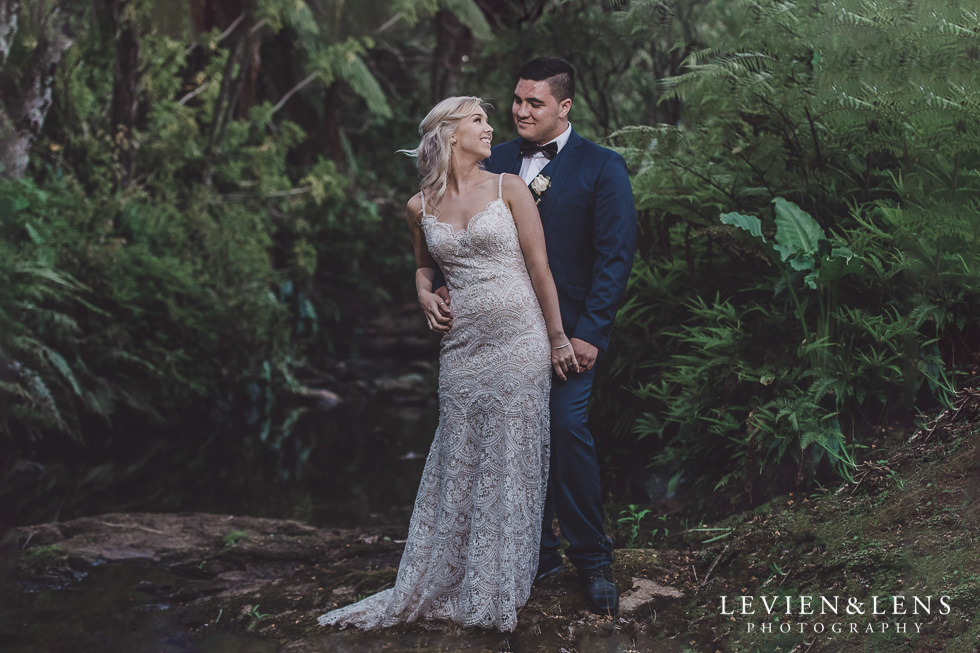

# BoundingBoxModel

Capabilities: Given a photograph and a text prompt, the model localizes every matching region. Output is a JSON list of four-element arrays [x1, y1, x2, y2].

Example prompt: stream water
[[1, 564, 279, 652], [2, 371, 443, 652], [5, 364, 441, 531]]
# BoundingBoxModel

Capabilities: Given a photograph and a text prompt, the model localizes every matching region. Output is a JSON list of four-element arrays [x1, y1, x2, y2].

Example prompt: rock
[[618, 577, 684, 614], [361, 302, 440, 357], [374, 373, 427, 395], [293, 387, 342, 409]]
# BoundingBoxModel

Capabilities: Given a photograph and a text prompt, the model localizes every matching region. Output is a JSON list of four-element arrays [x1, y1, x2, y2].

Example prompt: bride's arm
[[406, 195, 452, 333], [503, 174, 578, 380]]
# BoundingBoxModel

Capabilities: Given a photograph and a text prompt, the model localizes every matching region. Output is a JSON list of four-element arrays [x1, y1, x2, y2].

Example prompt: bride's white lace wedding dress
[[318, 174, 550, 632]]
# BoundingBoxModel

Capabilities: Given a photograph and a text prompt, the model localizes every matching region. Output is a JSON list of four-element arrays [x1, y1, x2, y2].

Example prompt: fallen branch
[[700, 543, 729, 587], [97, 520, 171, 536]]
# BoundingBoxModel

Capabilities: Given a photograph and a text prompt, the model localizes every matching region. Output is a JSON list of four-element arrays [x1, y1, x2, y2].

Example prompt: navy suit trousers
[[541, 363, 614, 570]]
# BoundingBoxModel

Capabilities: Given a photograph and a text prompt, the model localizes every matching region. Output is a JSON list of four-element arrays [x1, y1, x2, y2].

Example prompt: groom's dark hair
[[517, 57, 575, 102]]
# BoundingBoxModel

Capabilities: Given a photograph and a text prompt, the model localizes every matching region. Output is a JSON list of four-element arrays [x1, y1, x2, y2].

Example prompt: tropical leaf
[[720, 211, 766, 242], [772, 198, 823, 261]]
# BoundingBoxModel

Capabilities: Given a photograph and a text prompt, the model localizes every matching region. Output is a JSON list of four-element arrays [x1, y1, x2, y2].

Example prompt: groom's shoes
[[534, 553, 564, 584], [580, 565, 619, 616]]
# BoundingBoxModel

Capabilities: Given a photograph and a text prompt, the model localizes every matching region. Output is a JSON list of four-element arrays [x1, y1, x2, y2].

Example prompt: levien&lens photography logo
[[720, 594, 952, 635]]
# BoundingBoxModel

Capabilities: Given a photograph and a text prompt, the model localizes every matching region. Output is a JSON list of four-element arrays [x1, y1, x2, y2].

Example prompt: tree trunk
[[429, 10, 473, 103], [324, 84, 343, 167], [0, 0, 20, 63], [0, 7, 73, 179], [111, 0, 141, 188], [187, 0, 257, 117], [202, 24, 249, 185]]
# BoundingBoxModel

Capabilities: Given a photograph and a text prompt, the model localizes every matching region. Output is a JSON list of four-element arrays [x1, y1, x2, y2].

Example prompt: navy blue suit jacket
[[486, 128, 637, 352]]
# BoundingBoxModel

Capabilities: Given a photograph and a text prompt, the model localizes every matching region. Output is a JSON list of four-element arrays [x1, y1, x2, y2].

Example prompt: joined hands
[[421, 287, 453, 333], [426, 287, 597, 378]]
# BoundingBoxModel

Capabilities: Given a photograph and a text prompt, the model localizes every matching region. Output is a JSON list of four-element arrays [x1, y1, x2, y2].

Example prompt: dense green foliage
[[596, 0, 980, 506], [2, 0, 979, 524], [0, 0, 421, 522]]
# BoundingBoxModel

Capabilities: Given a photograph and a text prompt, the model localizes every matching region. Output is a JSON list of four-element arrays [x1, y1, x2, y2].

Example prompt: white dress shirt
[[518, 122, 572, 184]]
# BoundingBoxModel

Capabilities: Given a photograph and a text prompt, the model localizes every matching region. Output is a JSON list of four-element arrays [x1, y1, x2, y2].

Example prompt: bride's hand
[[550, 338, 578, 381], [420, 290, 452, 333]]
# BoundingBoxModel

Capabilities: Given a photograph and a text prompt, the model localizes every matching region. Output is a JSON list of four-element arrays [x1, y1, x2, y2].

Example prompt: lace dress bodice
[[422, 196, 528, 289]]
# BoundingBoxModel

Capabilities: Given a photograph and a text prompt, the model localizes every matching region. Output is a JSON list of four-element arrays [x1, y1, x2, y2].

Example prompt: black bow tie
[[519, 140, 558, 160]]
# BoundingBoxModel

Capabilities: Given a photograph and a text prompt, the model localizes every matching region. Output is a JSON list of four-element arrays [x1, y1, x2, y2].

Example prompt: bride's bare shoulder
[[500, 173, 533, 200], [406, 192, 424, 225]]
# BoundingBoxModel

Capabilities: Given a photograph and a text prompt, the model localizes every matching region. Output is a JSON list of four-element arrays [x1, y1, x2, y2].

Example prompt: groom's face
[[512, 78, 571, 145]]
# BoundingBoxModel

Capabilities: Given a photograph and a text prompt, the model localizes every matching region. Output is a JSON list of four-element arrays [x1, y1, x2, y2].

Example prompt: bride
[[318, 96, 576, 632]]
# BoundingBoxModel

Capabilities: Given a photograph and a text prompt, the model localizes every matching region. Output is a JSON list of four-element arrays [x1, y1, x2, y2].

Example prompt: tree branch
[[271, 72, 318, 114], [248, 17, 268, 35], [177, 81, 210, 105], [216, 13, 246, 43], [146, 11, 247, 79]]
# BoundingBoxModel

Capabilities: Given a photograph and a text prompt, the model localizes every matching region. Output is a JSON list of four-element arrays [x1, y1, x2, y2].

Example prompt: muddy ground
[[5, 389, 980, 652]]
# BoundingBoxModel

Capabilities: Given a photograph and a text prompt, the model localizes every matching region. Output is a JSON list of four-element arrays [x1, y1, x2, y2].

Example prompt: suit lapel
[[536, 128, 583, 227], [489, 140, 523, 175], [509, 146, 524, 175]]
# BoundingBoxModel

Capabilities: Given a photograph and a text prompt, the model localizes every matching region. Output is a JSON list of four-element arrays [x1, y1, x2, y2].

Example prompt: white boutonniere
[[530, 174, 551, 205]]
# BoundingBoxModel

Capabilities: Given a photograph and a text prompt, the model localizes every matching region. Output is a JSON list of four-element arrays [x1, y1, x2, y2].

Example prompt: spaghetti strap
[[420, 191, 427, 215], [498, 173, 504, 200]]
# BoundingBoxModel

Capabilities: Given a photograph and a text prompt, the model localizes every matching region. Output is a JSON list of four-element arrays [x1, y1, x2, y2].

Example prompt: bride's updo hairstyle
[[401, 96, 486, 210]]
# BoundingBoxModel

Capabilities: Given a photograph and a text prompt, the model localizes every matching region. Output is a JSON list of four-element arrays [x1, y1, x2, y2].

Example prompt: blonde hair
[[400, 96, 486, 210]]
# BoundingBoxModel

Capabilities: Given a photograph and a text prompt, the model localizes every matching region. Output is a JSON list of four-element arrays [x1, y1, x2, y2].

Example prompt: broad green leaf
[[818, 255, 861, 284], [720, 211, 766, 242], [830, 246, 853, 261], [772, 198, 823, 261]]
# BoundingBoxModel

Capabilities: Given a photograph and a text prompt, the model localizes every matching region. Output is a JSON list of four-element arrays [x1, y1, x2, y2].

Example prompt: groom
[[476, 57, 636, 615]]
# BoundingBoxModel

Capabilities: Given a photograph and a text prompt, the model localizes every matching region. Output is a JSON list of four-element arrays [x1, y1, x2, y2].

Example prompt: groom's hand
[[435, 286, 451, 307], [570, 338, 598, 371], [419, 289, 452, 334]]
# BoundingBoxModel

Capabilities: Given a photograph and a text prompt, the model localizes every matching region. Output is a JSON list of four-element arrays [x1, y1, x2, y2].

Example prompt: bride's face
[[453, 107, 493, 160]]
